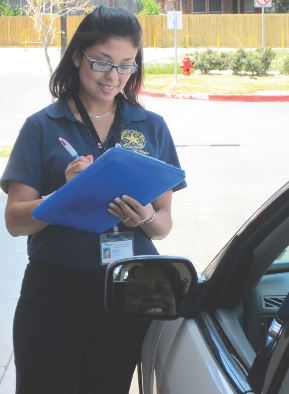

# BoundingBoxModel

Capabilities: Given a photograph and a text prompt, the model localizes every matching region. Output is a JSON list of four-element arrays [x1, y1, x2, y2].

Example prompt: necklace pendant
[[98, 142, 103, 149], [95, 115, 102, 120]]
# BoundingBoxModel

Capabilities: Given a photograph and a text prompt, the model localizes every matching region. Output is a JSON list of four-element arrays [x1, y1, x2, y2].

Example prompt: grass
[[143, 49, 289, 94], [0, 145, 12, 157], [143, 72, 289, 94]]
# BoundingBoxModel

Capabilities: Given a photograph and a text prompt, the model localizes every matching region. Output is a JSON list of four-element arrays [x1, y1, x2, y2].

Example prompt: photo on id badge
[[102, 247, 112, 262], [100, 232, 134, 264]]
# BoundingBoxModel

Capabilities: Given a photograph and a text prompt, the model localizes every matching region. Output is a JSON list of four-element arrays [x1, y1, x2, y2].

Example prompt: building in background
[[161, 0, 256, 13]]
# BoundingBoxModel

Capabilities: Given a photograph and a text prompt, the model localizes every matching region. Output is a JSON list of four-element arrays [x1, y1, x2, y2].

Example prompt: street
[[1, 48, 289, 393], [142, 97, 289, 271]]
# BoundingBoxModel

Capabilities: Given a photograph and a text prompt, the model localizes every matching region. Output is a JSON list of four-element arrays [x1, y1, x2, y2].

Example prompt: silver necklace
[[89, 107, 115, 121]]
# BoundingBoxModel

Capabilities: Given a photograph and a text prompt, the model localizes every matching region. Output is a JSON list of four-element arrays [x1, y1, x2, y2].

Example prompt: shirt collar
[[117, 94, 146, 123], [45, 99, 75, 120]]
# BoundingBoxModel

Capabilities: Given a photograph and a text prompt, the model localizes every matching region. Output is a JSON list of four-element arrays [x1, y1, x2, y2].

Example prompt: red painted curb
[[141, 90, 289, 102], [208, 94, 289, 102]]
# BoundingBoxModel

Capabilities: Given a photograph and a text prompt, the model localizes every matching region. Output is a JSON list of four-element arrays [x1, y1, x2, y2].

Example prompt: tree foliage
[[0, 1, 22, 15], [272, 0, 289, 12], [139, 0, 161, 15]]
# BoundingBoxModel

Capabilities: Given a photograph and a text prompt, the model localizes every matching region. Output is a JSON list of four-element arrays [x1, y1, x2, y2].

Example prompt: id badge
[[100, 231, 134, 265]]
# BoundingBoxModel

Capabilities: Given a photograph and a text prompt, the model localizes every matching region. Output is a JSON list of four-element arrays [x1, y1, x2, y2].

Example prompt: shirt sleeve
[[0, 117, 44, 194], [157, 117, 187, 192]]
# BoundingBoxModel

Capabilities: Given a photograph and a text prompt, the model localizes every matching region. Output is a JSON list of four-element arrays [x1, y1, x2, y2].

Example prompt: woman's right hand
[[64, 155, 93, 182]]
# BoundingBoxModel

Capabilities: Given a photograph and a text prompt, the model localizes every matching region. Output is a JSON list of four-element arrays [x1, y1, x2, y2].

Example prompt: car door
[[141, 181, 289, 394]]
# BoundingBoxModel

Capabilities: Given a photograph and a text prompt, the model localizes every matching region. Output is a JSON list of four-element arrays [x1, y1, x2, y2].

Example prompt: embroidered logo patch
[[120, 130, 146, 150]]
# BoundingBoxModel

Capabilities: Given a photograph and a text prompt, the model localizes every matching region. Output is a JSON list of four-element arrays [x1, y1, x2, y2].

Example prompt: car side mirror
[[105, 255, 198, 320]]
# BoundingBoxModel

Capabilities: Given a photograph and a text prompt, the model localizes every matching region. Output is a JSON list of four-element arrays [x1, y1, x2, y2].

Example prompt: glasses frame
[[82, 51, 138, 75]]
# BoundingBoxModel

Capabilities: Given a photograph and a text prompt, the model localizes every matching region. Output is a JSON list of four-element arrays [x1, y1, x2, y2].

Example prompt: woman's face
[[74, 37, 138, 105]]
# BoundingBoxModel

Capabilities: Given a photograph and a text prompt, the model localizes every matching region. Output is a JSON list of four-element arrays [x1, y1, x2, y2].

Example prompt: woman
[[1, 6, 186, 394]]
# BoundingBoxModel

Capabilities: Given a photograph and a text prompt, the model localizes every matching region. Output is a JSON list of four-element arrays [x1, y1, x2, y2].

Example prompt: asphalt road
[[142, 96, 289, 271]]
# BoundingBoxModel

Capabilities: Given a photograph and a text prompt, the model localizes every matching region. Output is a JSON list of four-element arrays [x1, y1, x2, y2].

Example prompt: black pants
[[13, 262, 149, 394]]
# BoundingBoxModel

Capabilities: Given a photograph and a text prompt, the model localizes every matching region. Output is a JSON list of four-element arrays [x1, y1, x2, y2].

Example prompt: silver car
[[105, 182, 289, 394]]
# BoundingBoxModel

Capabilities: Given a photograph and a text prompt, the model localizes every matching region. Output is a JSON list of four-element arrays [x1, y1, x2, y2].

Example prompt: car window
[[272, 246, 289, 266], [268, 246, 289, 273]]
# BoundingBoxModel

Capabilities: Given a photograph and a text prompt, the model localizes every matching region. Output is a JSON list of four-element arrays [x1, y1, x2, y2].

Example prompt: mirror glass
[[112, 260, 194, 316]]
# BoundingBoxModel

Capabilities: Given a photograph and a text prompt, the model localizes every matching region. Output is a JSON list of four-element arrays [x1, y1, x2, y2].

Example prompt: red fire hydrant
[[180, 56, 194, 75]]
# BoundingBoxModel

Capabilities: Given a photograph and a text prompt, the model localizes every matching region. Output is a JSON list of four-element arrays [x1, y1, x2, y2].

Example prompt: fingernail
[[109, 203, 115, 208], [114, 197, 121, 203], [122, 195, 128, 200]]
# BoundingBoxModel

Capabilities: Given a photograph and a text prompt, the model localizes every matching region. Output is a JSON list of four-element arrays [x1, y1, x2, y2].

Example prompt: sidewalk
[[141, 89, 289, 102], [0, 158, 27, 393]]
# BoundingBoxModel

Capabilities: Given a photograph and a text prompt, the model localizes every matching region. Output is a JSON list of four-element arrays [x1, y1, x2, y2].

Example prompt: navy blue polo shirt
[[1, 95, 186, 268]]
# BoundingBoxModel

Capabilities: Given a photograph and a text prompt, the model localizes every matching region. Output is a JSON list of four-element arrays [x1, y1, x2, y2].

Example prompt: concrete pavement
[[0, 158, 26, 393]]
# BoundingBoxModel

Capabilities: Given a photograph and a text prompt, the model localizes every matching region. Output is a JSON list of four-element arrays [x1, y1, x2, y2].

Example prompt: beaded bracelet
[[141, 209, 156, 225]]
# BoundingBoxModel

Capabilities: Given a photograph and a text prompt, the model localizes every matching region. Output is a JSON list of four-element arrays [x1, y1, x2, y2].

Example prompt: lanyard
[[73, 95, 121, 154]]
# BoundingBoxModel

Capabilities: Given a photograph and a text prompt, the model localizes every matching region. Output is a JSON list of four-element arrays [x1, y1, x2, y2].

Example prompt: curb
[[141, 90, 289, 102]]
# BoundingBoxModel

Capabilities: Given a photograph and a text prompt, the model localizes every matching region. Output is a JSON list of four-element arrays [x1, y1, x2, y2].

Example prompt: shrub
[[282, 55, 289, 75], [0, 1, 22, 15], [230, 49, 248, 74], [244, 48, 275, 76], [139, 0, 161, 15], [229, 48, 275, 75], [259, 48, 275, 71], [195, 50, 229, 74]]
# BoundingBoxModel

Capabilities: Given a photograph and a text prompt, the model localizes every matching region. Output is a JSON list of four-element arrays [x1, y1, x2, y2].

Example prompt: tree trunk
[[44, 42, 53, 76], [43, 43, 54, 102]]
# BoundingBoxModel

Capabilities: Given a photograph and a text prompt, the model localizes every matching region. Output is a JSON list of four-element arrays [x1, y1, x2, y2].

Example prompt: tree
[[0, 1, 23, 15], [24, 0, 93, 75], [139, 0, 161, 15], [272, 0, 289, 12]]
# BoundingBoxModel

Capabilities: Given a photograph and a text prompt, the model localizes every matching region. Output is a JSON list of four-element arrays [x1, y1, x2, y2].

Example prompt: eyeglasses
[[82, 51, 138, 75]]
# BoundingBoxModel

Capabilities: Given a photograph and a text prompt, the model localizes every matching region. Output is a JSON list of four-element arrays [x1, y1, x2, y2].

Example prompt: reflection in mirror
[[113, 261, 193, 315]]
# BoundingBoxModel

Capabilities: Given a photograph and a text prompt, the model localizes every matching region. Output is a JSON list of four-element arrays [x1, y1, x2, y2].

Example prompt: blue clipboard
[[32, 147, 185, 233]]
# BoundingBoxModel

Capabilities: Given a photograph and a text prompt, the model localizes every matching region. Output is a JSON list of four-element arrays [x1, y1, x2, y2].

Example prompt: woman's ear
[[72, 50, 82, 68]]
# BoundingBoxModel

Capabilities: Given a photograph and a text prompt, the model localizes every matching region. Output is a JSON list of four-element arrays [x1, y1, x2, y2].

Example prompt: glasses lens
[[91, 61, 112, 72], [118, 65, 138, 75]]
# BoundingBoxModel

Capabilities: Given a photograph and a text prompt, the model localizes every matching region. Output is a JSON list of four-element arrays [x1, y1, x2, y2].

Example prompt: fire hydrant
[[180, 56, 194, 75]]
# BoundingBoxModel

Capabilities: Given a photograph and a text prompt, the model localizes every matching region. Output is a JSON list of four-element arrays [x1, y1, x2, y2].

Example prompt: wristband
[[141, 210, 156, 225]]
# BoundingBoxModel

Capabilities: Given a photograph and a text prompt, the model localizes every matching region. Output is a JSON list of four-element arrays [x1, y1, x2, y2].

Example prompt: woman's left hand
[[108, 195, 154, 227]]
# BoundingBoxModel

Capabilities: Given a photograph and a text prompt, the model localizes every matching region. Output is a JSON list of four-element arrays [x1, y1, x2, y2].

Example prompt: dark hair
[[49, 6, 143, 104]]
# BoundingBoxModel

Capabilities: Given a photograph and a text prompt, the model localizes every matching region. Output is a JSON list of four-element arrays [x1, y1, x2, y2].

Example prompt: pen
[[59, 137, 80, 159]]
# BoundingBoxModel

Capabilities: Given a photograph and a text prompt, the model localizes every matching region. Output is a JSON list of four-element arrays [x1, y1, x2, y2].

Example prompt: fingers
[[65, 155, 93, 182], [108, 195, 154, 227]]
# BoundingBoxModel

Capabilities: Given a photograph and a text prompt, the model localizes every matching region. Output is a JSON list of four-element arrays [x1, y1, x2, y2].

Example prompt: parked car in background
[[105, 181, 289, 394]]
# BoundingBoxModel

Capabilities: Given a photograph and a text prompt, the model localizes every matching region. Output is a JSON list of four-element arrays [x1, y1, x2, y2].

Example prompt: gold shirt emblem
[[121, 130, 146, 150]]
